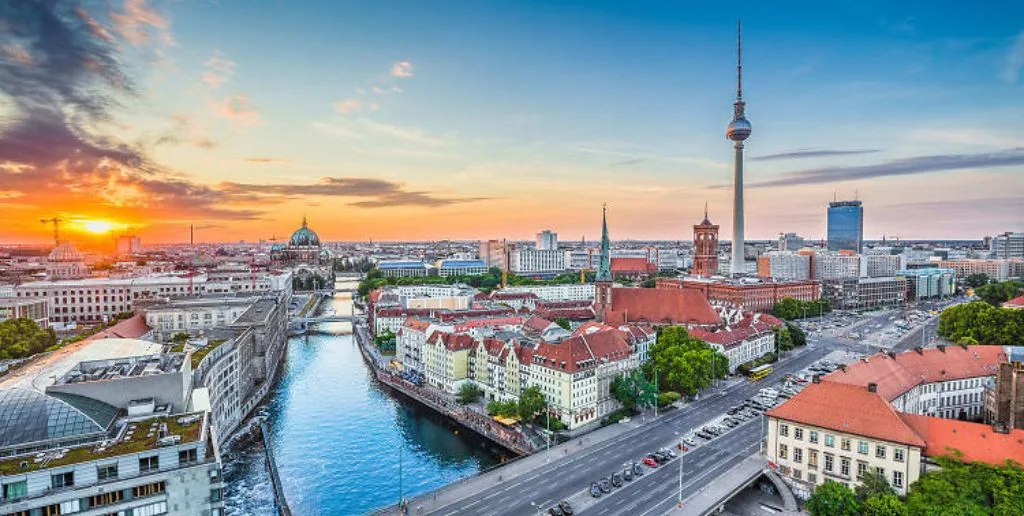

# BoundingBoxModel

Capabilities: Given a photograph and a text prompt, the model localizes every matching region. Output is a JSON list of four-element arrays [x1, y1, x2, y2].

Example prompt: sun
[[83, 220, 115, 234]]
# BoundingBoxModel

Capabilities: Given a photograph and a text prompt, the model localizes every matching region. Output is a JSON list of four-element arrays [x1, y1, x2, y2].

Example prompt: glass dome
[[289, 216, 321, 247], [0, 389, 116, 449]]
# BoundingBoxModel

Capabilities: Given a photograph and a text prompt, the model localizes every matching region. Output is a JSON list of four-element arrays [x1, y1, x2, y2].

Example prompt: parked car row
[[589, 462, 645, 498], [546, 501, 574, 515]]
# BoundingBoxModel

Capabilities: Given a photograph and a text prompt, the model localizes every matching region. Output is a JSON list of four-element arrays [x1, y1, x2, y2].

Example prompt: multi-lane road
[[425, 342, 835, 516]]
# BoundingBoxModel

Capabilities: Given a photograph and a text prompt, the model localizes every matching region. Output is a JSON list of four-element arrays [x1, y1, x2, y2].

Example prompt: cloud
[[221, 177, 485, 208], [154, 115, 217, 149], [2, 44, 33, 64], [111, 0, 172, 46], [215, 94, 261, 126], [358, 119, 450, 146], [202, 53, 236, 88], [333, 99, 363, 115], [390, 61, 414, 78], [1001, 31, 1024, 84], [751, 149, 881, 161], [744, 149, 1024, 188], [241, 157, 291, 164]]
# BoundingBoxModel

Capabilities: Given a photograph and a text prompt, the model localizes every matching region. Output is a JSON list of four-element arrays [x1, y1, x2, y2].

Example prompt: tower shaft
[[731, 143, 745, 276]]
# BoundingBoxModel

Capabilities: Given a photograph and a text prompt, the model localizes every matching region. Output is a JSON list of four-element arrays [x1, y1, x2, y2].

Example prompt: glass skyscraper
[[827, 200, 864, 253]]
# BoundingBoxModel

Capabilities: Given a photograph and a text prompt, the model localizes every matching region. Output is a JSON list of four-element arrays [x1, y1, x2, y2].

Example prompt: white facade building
[[501, 284, 595, 302], [758, 252, 811, 281], [510, 249, 565, 274], [536, 230, 558, 251], [860, 254, 905, 278], [813, 252, 861, 281]]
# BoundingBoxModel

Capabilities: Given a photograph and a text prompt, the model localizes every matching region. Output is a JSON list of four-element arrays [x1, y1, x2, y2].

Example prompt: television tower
[[726, 20, 751, 277]]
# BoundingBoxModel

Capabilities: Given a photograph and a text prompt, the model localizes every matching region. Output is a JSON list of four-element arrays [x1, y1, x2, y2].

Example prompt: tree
[[975, 280, 1023, 306], [861, 494, 908, 516], [774, 325, 794, 352], [963, 273, 991, 289], [643, 326, 728, 396], [611, 371, 656, 412], [772, 297, 831, 320], [517, 386, 547, 422], [856, 470, 896, 503], [640, 278, 656, 288], [938, 301, 1024, 345], [553, 317, 571, 330], [657, 391, 681, 407], [457, 383, 482, 405], [805, 480, 860, 516], [486, 400, 518, 418], [905, 456, 1024, 515], [170, 332, 190, 344], [0, 318, 58, 360], [786, 322, 807, 347]]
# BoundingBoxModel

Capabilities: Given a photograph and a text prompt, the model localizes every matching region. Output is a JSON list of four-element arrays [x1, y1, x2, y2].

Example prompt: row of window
[[779, 423, 904, 462], [0, 482, 166, 516]]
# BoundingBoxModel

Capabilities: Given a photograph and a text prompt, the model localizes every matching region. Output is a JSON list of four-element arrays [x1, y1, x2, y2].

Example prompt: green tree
[[657, 391, 681, 407], [856, 469, 896, 503], [643, 326, 728, 396], [805, 480, 860, 516], [610, 370, 656, 411], [553, 317, 571, 330], [457, 383, 482, 405], [640, 278, 656, 288], [517, 386, 548, 421], [905, 456, 1024, 516], [963, 273, 991, 289], [975, 280, 1023, 306], [0, 318, 58, 360], [938, 301, 1024, 345], [774, 325, 794, 352], [862, 494, 908, 516], [170, 332, 190, 344], [786, 322, 807, 347], [486, 400, 518, 418]]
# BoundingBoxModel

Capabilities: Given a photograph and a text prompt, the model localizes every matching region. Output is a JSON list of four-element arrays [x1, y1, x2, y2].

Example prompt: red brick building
[[656, 277, 820, 313], [692, 209, 720, 277]]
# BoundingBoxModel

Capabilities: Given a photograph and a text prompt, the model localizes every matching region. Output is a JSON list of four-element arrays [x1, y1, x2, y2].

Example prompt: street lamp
[[677, 434, 685, 508]]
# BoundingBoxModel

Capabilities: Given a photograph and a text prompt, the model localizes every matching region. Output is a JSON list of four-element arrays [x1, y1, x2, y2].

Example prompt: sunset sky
[[1, 0, 1022, 245]]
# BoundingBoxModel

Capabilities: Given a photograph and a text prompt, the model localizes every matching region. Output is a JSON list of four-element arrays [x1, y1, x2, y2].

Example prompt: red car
[[642, 457, 658, 467]]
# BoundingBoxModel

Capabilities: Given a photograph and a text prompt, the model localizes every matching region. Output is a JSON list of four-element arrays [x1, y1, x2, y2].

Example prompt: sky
[[0, 0, 1022, 246]]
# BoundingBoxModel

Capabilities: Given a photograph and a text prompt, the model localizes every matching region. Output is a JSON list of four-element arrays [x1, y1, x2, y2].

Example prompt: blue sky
[[1, 0, 1022, 243]]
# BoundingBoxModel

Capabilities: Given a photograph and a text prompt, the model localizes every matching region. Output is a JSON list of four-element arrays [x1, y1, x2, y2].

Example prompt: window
[[794, 448, 803, 463], [824, 454, 834, 472], [840, 457, 851, 477], [793, 469, 802, 480], [88, 490, 124, 508], [858, 441, 869, 455], [841, 438, 851, 451], [3, 480, 28, 500], [809, 430, 819, 444], [876, 445, 886, 459], [825, 434, 835, 447], [808, 450, 819, 469], [178, 448, 198, 465], [139, 455, 160, 473], [133, 481, 166, 499], [876, 466, 885, 477], [779, 444, 788, 459], [857, 461, 868, 478], [794, 427, 804, 440], [780, 423, 789, 437], [51, 471, 74, 489], [808, 472, 817, 483], [134, 501, 168, 516], [893, 470, 904, 488], [97, 463, 118, 481]]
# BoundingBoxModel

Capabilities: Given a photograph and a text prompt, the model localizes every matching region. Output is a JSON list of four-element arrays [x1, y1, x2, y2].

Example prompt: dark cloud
[[746, 149, 1024, 188], [751, 149, 881, 161], [221, 177, 487, 208]]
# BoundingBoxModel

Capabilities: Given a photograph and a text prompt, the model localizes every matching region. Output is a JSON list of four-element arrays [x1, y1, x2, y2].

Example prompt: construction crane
[[501, 239, 509, 288], [40, 217, 64, 246]]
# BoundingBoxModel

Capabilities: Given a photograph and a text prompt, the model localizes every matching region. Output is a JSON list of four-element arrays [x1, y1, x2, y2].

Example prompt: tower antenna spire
[[737, 19, 743, 100], [704, 201, 709, 221]]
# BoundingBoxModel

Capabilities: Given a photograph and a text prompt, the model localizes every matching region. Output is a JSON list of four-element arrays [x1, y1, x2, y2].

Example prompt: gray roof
[[0, 389, 116, 449]]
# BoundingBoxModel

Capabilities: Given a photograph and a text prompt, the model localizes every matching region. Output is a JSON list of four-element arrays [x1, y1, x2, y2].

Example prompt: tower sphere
[[727, 117, 751, 141]]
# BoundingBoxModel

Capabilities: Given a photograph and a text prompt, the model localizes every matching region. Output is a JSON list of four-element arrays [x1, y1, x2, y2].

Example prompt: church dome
[[48, 241, 84, 263], [289, 217, 320, 247]]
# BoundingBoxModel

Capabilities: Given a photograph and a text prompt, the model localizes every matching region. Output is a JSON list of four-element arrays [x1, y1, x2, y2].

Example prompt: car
[[590, 483, 602, 498], [649, 452, 667, 464], [559, 501, 574, 515], [643, 456, 658, 467], [663, 447, 677, 458], [611, 473, 623, 487], [623, 468, 633, 481], [726, 407, 739, 415], [632, 462, 644, 475], [599, 478, 611, 492], [683, 437, 696, 447], [548, 506, 565, 516]]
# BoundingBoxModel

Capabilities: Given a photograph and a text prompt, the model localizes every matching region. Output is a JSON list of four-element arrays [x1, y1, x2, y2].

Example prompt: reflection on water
[[224, 285, 500, 515]]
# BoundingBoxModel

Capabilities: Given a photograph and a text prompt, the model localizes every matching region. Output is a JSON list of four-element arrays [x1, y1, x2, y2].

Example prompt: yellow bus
[[749, 364, 773, 381]]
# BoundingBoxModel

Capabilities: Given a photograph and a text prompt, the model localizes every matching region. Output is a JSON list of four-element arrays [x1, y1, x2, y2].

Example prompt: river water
[[223, 284, 501, 515]]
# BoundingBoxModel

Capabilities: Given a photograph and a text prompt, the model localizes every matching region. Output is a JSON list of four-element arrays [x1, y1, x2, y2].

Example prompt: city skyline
[[1, 0, 1023, 245]]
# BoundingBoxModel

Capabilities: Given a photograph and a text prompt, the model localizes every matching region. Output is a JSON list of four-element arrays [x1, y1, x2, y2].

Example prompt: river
[[223, 283, 501, 515]]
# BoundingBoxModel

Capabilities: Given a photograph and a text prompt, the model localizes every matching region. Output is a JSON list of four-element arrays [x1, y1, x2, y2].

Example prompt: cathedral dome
[[289, 217, 320, 247], [48, 241, 84, 263]]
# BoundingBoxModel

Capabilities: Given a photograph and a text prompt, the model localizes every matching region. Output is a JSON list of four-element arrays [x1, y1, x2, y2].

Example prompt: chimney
[[937, 344, 946, 353], [867, 382, 878, 393], [887, 351, 896, 359], [993, 422, 1011, 435], [914, 346, 924, 355], [812, 375, 821, 384]]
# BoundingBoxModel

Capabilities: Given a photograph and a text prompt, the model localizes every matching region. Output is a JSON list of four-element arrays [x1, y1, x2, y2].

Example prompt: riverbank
[[353, 319, 534, 457]]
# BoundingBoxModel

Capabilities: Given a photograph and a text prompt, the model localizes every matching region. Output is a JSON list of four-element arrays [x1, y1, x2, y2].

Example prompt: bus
[[749, 364, 774, 381]]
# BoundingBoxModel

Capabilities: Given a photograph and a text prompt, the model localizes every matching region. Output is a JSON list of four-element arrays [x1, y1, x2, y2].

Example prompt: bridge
[[295, 314, 356, 323]]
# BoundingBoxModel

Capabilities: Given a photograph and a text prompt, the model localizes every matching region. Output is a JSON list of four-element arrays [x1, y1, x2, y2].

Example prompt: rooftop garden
[[190, 339, 227, 369], [0, 413, 204, 476]]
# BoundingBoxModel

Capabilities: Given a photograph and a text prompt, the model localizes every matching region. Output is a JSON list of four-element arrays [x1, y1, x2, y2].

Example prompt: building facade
[[509, 249, 565, 275], [812, 252, 861, 281], [778, 233, 805, 252], [0, 297, 48, 326], [757, 252, 811, 281], [377, 260, 430, 278], [827, 200, 864, 253], [436, 259, 488, 277], [938, 259, 1019, 282], [861, 254, 905, 278], [898, 269, 956, 300], [659, 277, 821, 313], [992, 232, 1024, 259], [824, 277, 907, 310], [536, 230, 558, 251], [692, 212, 720, 277]]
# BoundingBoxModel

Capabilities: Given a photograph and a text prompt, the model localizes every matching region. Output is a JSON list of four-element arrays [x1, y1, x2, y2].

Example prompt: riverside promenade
[[352, 319, 534, 457]]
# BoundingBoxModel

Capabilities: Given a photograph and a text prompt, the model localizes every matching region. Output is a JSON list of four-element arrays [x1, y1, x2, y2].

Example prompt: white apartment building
[[860, 254, 905, 278], [813, 252, 861, 281], [938, 259, 1019, 281], [397, 318, 434, 373], [145, 296, 257, 341], [757, 252, 811, 281], [510, 249, 565, 274], [536, 230, 558, 251], [502, 283, 595, 302], [690, 314, 781, 373], [993, 231, 1024, 259], [564, 248, 596, 271]]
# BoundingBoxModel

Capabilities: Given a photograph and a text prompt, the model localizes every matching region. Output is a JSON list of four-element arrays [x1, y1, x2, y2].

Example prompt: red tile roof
[[402, 317, 431, 333], [767, 381, 927, 447], [898, 413, 1024, 466], [86, 314, 151, 341], [491, 291, 539, 300], [610, 257, 656, 273], [823, 346, 1007, 401], [523, 316, 555, 333], [689, 313, 782, 349], [603, 287, 720, 327], [428, 332, 476, 352], [534, 307, 595, 321], [532, 328, 632, 373], [1005, 295, 1024, 308]]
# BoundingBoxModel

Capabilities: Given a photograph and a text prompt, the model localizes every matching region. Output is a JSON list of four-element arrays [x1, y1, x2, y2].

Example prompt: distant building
[[478, 240, 509, 269], [986, 356, 1024, 430], [812, 251, 861, 281], [658, 277, 821, 314], [275, 216, 329, 264], [861, 254, 905, 278], [689, 313, 782, 372], [502, 284, 595, 302], [824, 277, 907, 310], [563, 248, 596, 271], [898, 268, 956, 300], [778, 232, 805, 252], [46, 241, 89, 280], [827, 200, 864, 253], [116, 235, 143, 256], [377, 260, 430, 278], [992, 232, 1024, 259], [509, 248, 565, 275], [535, 230, 558, 251], [609, 257, 657, 279], [436, 259, 487, 277], [757, 252, 811, 281], [692, 210, 720, 277], [939, 259, 1020, 282], [0, 297, 48, 326]]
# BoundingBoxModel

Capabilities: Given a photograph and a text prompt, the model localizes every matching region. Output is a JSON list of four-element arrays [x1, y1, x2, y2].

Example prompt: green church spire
[[597, 204, 612, 282]]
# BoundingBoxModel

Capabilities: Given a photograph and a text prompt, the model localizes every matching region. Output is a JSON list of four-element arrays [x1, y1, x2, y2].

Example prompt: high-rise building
[[777, 232, 805, 252], [478, 239, 509, 269], [116, 235, 142, 255], [726, 21, 751, 277], [812, 251, 861, 281], [536, 230, 558, 251], [827, 200, 864, 253], [993, 232, 1024, 259], [757, 252, 811, 281], [692, 206, 720, 277], [860, 254, 905, 278]]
